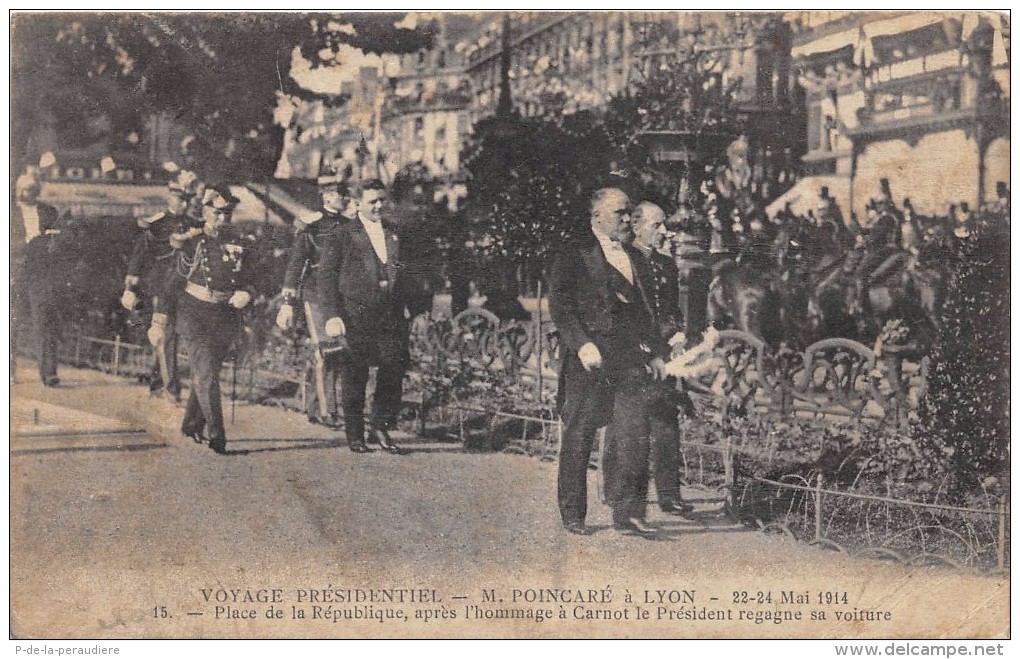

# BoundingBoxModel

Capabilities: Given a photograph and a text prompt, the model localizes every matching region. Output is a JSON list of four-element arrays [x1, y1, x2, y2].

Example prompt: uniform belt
[[185, 282, 232, 304]]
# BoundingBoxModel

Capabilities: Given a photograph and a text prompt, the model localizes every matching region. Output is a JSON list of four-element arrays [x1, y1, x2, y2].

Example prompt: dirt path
[[9, 362, 1009, 639]]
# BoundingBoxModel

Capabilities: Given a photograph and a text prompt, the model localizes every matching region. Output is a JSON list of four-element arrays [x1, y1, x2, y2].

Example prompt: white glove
[[147, 323, 164, 347], [324, 317, 346, 337], [229, 290, 252, 309], [280, 287, 298, 300], [124, 275, 140, 288], [647, 357, 668, 381], [578, 342, 603, 371], [276, 304, 294, 330], [120, 289, 138, 310]]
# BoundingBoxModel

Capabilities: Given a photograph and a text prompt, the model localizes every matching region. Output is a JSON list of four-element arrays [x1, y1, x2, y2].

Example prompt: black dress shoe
[[349, 443, 372, 454], [661, 501, 696, 519], [208, 439, 227, 454], [42, 377, 60, 388], [614, 518, 660, 537], [563, 521, 593, 536], [372, 429, 408, 455]]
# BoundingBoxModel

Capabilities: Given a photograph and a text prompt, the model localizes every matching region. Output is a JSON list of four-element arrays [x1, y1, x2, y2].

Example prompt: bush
[[912, 214, 1010, 487]]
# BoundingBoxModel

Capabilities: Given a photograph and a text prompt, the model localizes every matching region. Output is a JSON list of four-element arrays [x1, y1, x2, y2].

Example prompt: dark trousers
[[603, 368, 660, 524], [557, 357, 614, 526], [149, 319, 181, 398], [650, 386, 696, 509], [678, 267, 710, 338], [176, 295, 237, 442], [29, 293, 60, 383], [338, 348, 406, 447]]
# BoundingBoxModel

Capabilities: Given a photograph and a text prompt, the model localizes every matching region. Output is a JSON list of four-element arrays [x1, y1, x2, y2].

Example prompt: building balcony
[[384, 90, 474, 118]]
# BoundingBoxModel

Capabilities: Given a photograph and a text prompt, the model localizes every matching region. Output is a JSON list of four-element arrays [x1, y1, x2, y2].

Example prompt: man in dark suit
[[20, 202, 66, 386], [320, 179, 411, 455], [548, 187, 672, 538], [11, 171, 59, 279], [12, 170, 62, 384]]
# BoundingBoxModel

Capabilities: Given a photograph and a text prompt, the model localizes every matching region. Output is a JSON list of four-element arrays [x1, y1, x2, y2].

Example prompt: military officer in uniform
[[150, 188, 254, 454], [276, 166, 355, 428], [319, 179, 411, 455], [631, 202, 696, 520], [121, 173, 203, 401]]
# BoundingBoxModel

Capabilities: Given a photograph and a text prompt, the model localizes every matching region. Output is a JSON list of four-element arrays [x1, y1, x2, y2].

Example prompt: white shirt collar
[[593, 227, 634, 284], [359, 213, 388, 263], [592, 227, 622, 249]]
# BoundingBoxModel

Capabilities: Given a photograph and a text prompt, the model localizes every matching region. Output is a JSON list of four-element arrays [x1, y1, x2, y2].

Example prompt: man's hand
[[228, 291, 252, 309], [147, 313, 167, 347], [147, 324, 163, 347], [276, 304, 294, 330], [120, 289, 137, 311], [325, 317, 346, 337], [578, 342, 602, 371], [647, 357, 668, 381]]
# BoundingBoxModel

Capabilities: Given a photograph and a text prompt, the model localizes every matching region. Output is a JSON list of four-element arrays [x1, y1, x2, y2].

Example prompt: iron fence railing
[[23, 319, 1006, 572]]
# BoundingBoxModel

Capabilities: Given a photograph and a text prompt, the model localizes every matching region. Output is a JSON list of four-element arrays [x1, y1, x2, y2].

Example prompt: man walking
[[276, 166, 355, 428], [150, 188, 254, 454], [320, 179, 411, 455], [548, 187, 672, 538], [121, 173, 202, 401]]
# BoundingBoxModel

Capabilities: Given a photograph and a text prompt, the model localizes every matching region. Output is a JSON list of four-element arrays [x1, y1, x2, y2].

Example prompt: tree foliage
[[11, 12, 434, 183], [462, 111, 614, 270], [461, 51, 744, 275]]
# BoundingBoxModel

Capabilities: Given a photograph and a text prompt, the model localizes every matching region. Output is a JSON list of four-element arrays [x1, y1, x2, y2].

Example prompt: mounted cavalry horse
[[805, 199, 951, 353], [706, 195, 950, 353]]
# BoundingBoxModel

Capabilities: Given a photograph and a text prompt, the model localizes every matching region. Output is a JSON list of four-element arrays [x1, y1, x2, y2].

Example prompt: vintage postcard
[[8, 9, 1011, 647]]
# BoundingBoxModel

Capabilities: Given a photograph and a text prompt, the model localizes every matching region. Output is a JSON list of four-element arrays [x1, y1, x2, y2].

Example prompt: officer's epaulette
[[294, 212, 323, 231], [137, 211, 167, 229]]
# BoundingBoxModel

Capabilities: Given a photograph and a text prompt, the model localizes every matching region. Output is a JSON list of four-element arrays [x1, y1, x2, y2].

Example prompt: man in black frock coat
[[548, 187, 672, 538], [320, 179, 411, 455]]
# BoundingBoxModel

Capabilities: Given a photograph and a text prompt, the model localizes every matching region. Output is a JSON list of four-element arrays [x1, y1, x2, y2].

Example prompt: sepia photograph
[[7, 7, 1012, 647]]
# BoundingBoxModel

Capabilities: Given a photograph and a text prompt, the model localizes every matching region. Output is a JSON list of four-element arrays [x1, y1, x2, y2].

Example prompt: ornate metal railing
[[408, 310, 925, 427]]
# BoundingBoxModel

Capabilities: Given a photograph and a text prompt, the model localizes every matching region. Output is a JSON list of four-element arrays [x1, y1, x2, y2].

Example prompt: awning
[[792, 12, 988, 69]]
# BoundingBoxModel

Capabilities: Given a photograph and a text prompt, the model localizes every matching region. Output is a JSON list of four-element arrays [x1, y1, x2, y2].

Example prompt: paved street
[[10, 361, 1009, 639]]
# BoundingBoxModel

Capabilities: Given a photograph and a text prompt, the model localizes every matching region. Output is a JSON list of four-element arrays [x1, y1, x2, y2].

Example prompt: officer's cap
[[317, 161, 351, 189]]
